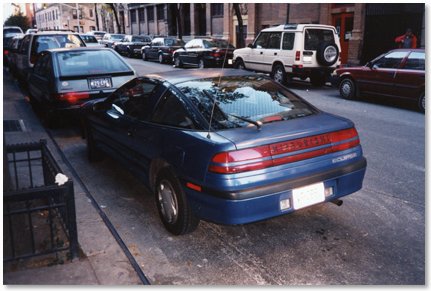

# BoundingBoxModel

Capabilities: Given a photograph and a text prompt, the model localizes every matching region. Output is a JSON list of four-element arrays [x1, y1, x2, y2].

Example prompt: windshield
[[203, 39, 235, 49], [81, 35, 98, 43], [165, 38, 185, 46], [111, 34, 125, 40], [4, 28, 22, 34], [177, 76, 316, 130], [56, 50, 131, 76], [33, 34, 85, 55], [131, 36, 146, 42]]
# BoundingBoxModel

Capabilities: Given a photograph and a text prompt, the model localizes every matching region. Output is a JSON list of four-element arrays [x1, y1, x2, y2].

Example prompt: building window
[[156, 5, 165, 20], [72, 9, 77, 19], [211, 3, 223, 17], [147, 6, 154, 22], [90, 9, 93, 18], [139, 8, 145, 22], [130, 9, 136, 23]]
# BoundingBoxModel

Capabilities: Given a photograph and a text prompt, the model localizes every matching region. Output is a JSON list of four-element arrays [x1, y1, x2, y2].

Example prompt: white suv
[[233, 24, 341, 86]]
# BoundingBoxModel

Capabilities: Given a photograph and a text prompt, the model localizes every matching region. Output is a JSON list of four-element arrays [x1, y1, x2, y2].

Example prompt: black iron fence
[[4, 140, 79, 262]]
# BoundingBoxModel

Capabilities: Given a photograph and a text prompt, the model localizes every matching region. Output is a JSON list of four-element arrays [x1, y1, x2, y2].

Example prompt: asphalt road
[[49, 56, 425, 285]]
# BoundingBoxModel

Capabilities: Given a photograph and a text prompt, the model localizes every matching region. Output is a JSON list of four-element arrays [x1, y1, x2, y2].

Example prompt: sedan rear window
[[178, 76, 316, 130], [56, 50, 131, 76]]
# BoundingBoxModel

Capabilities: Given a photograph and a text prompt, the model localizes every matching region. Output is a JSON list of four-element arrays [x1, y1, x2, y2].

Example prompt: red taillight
[[4, 50, 9, 55], [209, 128, 359, 174], [295, 51, 301, 61], [55, 92, 90, 104], [210, 50, 221, 58]]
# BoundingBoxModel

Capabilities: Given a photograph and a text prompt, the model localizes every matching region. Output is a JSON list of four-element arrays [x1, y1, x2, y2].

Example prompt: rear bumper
[[185, 157, 366, 225]]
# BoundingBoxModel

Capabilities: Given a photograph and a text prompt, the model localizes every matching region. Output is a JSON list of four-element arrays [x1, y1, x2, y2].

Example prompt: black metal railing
[[4, 140, 78, 262]]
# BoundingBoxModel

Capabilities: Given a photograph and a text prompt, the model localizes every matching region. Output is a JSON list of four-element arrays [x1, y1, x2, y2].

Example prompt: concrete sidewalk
[[3, 68, 142, 285]]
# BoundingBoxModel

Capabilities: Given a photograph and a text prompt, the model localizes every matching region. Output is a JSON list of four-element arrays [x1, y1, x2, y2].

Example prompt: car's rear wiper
[[229, 114, 262, 130]]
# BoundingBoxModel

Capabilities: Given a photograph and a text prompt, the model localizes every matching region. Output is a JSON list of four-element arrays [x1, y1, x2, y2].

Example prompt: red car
[[333, 49, 425, 112]]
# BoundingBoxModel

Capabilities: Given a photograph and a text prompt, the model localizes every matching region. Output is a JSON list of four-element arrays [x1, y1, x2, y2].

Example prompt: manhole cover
[[4, 120, 26, 132]]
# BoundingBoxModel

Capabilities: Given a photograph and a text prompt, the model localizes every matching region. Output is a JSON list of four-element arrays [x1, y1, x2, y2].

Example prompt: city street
[[9, 56, 425, 285]]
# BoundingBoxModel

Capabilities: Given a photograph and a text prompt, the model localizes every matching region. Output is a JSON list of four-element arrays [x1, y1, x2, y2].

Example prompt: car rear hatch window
[[304, 29, 335, 50], [56, 50, 132, 76], [177, 75, 317, 130]]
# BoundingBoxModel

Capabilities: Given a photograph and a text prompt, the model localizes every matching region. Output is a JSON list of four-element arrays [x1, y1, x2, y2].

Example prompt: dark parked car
[[6, 34, 25, 76], [141, 37, 185, 63], [99, 33, 125, 48], [27, 47, 137, 125], [14, 31, 86, 84], [173, 38, 235, 68], [333, 48, 425, 112], [113, 35, 152, 57], [82, 69, 367, 235]]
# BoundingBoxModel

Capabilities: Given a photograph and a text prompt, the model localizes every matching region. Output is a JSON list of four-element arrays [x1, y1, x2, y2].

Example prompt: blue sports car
[[82, 69, 366, 235]]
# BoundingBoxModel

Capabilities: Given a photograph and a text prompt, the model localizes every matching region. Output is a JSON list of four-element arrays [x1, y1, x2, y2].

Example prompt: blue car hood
[[216, 112, 354, 150]]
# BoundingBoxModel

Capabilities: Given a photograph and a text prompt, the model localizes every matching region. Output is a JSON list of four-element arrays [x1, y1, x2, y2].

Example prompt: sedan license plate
[[89, 77, 112, 89], [292, 182, 325, 210]]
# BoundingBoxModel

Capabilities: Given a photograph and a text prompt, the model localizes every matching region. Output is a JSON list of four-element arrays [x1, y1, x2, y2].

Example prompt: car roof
[[33, 31, 79, 35], [46, 47, 115, 53], [144, 69, 258, 85], [262, 23, 336, 32]]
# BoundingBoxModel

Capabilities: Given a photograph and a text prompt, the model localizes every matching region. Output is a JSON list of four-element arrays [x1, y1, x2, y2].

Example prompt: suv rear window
[[4, 28, 22, 34], [56, 50, 131, 76], [304, 29, 335, 50], [178, 75, 316, 130]]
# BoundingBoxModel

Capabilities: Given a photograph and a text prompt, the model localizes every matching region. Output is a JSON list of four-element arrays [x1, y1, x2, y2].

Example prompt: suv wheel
[[317, 42, 339, 66], [339, 78, 356, 100], [271, 64, 286, 85], [234, 58, 246, 70]]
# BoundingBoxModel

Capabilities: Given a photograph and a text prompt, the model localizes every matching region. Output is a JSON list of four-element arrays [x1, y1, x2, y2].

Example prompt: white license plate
[[89, 77, 112, 89], [292, 182, 325, 210], [228, 59, 233, 65]]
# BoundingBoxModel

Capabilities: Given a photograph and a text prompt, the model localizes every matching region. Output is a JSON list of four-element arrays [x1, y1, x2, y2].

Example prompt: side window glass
[[282, 33, 295, 50], [404, 52, 425, 71], [373, 51, 409, 69], [268, 32, 281, 49], [33, 54, 51, 77], [20, 36, 31, 53], [112, 80, 159, 120], [254, 32, 269, 49], [152, 89, 195, 129]]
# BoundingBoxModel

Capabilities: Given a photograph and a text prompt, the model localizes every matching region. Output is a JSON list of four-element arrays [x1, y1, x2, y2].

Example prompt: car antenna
[[207, 38, 231, 139]]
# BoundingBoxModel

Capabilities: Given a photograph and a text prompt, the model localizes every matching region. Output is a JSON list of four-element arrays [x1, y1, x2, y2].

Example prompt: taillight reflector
[[209, 128, 359, 174], [295, 51, 301, 61]]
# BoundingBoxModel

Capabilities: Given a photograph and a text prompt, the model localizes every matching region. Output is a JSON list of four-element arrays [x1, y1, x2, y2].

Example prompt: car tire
[[158, 53, 164, 64], [86, 123, 103, 162], [271, 63, 286, 85], [155, 168, 199, 235], [142, 51, 148, 61], [316, 42, 339, 67], [339, 78, 356, 100], [127, 49, 133, 58], [174, 55, 183, 68], [234, 58, 246, 70], [198, 58, 205, 69], [418, 92, 425, 113]]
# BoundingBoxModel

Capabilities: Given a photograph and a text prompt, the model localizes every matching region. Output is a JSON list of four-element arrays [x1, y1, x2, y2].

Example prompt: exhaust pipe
[[331, 199, 343, 206]]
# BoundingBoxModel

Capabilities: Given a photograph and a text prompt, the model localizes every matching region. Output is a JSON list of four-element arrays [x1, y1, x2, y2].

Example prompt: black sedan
[[173, 38, 235, 68], [27, 47, 137, 126], [113, 34, 152, 58], [141, 37, 185, 63]]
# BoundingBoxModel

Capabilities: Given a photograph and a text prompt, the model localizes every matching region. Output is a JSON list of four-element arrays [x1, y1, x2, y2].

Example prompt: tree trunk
[[108, 3, 121, 33], [233, 4, 245, 48], [94, 4, 100, 30]]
